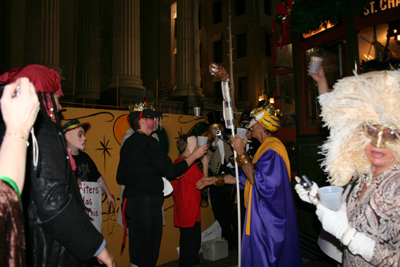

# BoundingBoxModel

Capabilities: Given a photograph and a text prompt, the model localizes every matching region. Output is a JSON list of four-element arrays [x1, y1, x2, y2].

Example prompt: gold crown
[[128, 101, 155, 113], [253, 101, 280, 117]]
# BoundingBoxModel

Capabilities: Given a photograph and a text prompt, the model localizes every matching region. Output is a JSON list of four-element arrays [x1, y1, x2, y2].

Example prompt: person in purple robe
[[197, 105, 302, 267]]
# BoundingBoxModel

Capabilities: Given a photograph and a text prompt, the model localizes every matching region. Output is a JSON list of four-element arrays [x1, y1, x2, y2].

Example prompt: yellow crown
[[249, 103, 280, 132]]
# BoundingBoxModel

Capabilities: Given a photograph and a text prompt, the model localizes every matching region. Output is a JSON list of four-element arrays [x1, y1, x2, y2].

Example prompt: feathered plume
[[319, 70, 400, 186]]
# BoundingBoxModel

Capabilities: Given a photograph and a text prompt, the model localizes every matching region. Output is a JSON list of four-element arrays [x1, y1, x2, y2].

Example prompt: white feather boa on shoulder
[[319, 70, 400, 186]]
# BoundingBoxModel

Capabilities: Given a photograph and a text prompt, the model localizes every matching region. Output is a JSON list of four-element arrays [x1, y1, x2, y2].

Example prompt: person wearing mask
[[206, 111, 236, 250], [296, 69, 400, 266], [116, 101, 208, 267]]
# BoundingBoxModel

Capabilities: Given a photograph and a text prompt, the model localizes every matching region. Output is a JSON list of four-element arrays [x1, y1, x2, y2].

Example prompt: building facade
[[0, 0, 280, 116]]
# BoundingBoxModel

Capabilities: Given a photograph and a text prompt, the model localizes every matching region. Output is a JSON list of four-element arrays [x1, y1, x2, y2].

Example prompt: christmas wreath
[[272, 0, 371, 38]]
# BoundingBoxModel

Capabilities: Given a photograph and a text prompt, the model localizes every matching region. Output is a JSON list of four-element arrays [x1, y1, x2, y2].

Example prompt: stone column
[[109, 0, 145, 103], [174, 0, 203, 97], [25, 0, 63, 76], [75, 0, 100, 100]]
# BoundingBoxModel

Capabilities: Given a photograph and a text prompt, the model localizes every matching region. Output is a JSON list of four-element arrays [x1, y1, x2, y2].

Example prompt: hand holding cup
[[197, 136, 208, 147], [236, 128, 247, 140], [309, 56, 323, 75]]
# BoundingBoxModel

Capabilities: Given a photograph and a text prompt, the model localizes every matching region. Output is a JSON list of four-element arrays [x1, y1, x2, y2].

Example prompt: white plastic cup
[[309, 56, 323, 74], [193, 107, 201, 116], [317, 186, 343, 211], [197, 136, 208, 146], [236, 128, 247, 140]]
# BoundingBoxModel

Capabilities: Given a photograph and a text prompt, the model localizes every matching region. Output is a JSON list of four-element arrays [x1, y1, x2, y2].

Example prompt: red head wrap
[[0, 64, 63, 95], [0, 64, 64, 122]]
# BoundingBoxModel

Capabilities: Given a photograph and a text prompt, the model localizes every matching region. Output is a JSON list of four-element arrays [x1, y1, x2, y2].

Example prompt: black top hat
[[207, 111, 223, 127]]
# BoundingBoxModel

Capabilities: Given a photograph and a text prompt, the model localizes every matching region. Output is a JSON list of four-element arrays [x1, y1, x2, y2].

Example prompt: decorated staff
[[208, 62, 242, 267]]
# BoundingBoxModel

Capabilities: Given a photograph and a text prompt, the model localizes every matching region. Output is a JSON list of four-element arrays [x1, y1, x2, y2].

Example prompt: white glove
[[347, 232, 376, 261], [316, 202, 349, 240], [294, 177, 319, 205], [316, 202, 376, 262]]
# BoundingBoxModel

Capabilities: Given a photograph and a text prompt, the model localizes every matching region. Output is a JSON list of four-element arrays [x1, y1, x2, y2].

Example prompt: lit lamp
[[269, 97, 274, 104], [388, 21, 400, 45], [394, 29, 400, 43], [258, 94, 267, 107]]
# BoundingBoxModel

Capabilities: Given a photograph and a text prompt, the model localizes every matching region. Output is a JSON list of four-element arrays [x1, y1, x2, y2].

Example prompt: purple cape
[[238, 149, 302, 267]]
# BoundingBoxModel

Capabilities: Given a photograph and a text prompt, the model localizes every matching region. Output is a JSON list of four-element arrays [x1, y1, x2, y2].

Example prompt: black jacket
[[1, 110, 103, 266], [117, 131, 188, 199]]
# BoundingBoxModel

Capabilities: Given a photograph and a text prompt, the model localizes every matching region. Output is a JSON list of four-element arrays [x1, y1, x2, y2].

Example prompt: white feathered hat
[[319, 70, 400, 186]]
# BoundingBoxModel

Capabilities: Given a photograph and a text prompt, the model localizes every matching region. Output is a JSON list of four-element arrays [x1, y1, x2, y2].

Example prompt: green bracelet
[[0, 175, 22, 206]]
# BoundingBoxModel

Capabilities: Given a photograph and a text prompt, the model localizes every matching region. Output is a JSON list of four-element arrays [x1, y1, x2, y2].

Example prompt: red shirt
[[171, 157, 203, 227]]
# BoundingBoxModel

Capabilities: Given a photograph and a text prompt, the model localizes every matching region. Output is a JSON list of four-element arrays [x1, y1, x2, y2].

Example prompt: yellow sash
[[243, 137, 291, 235]]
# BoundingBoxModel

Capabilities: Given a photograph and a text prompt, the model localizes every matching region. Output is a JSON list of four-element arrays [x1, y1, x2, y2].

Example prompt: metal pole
[[227, 0, 236, 112]]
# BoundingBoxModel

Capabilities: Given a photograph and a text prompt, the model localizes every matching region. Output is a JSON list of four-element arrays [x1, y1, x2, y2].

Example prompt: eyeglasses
[[363, 123, 400, 148]]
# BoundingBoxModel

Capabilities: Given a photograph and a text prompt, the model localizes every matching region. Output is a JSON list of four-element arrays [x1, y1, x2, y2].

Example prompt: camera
[[215, 130, 222, 137], [0, 83, 20, 98], [299, 175, 313, 190]]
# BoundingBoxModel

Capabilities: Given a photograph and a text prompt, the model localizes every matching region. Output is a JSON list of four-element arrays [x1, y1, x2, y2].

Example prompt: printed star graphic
[[96, 135, 112, 171]]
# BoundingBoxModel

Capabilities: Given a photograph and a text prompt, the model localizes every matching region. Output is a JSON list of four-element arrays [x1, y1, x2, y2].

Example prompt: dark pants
[[209, 184, 236, 249], [179, 222, 201, 267], [125, 195, 163, 267]]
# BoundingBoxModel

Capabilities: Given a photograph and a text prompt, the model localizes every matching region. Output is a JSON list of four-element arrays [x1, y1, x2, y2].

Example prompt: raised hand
[[191, 144, 208, 159], [1, 78, 40, 139]]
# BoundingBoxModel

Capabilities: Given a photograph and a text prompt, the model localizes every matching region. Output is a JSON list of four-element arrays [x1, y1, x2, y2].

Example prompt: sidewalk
[[158, 249, 238, 267], [157, 247, 340, 267]]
